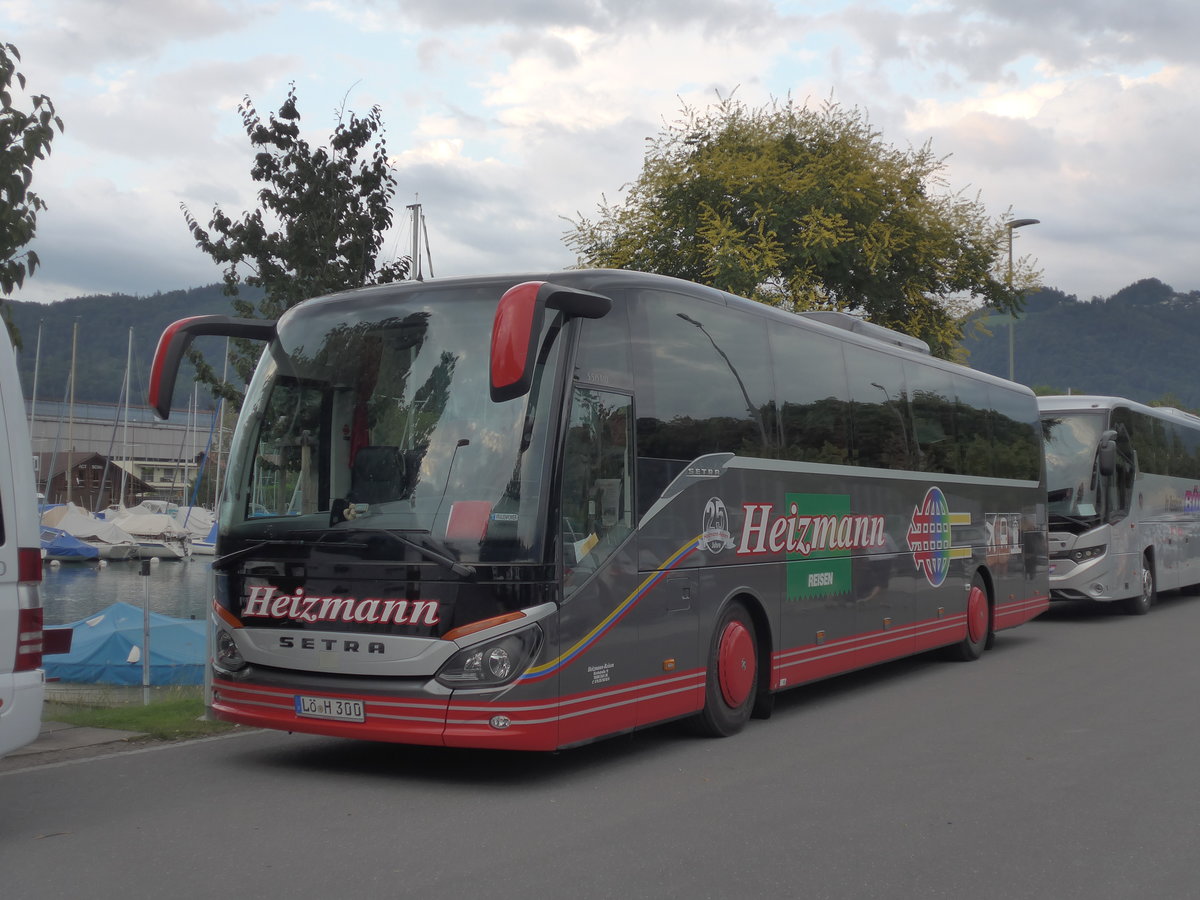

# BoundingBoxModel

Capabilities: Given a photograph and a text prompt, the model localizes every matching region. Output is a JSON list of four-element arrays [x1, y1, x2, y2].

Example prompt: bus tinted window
[[770, 328, 850, 464], [561, 388, 633, 596], [905, 361, 958, 475], [991, 387, 1041, 481], [574, 301, 632, 391], [954, 374, 994, 477], [634, 291, 775, 463], [1166, 419, 1200, 479], [1116, 407, 1163, 475], [843, 344, 910, 470]]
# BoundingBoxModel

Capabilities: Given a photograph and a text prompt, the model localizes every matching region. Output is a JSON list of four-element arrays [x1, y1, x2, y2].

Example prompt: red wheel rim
[[967, 585, 988, 644], [717, 620, 755, 707]]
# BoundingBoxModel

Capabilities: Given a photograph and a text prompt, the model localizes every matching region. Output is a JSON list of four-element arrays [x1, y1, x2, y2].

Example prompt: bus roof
[[282, 268, 1028, 394], [1037, 394, 1200, 427]]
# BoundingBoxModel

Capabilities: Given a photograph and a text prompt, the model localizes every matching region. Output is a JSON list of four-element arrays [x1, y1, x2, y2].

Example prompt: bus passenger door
[[558, 387, 646, 743]]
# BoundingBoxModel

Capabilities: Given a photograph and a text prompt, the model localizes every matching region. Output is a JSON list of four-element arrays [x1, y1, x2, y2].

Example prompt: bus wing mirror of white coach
[[1097, 429, 1117, 477]]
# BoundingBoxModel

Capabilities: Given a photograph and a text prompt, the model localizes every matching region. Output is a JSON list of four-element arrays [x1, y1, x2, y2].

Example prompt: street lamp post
[[1006, 218, 1040, 381]]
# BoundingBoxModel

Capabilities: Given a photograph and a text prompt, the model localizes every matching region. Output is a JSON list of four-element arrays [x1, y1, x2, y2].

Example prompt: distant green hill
[[8, 275, 1198, 414], [960, 278, 1200, 410], [6, 284, 261, 410]]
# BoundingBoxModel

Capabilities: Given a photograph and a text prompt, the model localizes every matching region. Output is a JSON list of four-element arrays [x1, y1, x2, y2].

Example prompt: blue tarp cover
[[41, 525, 100, 561], [44, 601, 206, 685]]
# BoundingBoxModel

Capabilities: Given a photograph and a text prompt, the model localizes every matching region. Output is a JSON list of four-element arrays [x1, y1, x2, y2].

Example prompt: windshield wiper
[[350, 528, 477, 579], [212, 539, 357, 572], [212, 530, 475, 578], [1049, 512, 1098, 529]]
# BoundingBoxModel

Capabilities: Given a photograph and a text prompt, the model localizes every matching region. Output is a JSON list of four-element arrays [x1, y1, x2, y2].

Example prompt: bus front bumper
[[1048, 553, 1137, 603], [210, 673, 562, 751]]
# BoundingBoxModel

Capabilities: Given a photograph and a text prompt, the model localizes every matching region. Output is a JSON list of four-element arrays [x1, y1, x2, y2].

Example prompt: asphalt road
[[3, 591, 1199, 900]]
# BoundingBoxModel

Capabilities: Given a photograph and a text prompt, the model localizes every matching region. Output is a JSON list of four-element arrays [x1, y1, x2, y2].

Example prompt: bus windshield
[[220, 284, 563, 565], [1042, 411, 1107, 520]]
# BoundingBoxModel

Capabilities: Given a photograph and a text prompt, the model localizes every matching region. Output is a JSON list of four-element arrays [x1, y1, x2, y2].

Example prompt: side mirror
[[1097, 429, 1117, 478], [149, 316, 276, 419], [489, 281, 611, 402]]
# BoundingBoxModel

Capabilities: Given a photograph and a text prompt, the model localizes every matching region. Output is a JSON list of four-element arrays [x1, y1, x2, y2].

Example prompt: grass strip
[[44, 696, 239, 741]]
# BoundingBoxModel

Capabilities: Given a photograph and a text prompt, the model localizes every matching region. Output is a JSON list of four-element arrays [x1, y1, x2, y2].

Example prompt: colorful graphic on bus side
[[906, 486, 972, 587]]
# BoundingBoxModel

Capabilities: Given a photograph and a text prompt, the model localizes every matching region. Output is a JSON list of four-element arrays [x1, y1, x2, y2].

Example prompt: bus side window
[[954, 374, 994, 477], [770, 328, 850, 465], [562, 388, 633, 593], [843, 345, 911, 470], [631, 290, 775, 515], [573, 302, 632, 391], [905, 361, 959, 474], [1110, 428, 1135, 520], [991, 389, 1041, 481]]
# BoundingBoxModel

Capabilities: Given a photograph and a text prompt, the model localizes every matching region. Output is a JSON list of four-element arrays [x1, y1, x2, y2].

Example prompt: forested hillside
[[960, 278, 1200, 409], [6, 284, 260, 410], [8, 275, 1199, 413]]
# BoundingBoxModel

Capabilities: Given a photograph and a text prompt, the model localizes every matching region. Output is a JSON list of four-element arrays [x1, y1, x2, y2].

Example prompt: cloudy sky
[[3, 0, 1197, 306]]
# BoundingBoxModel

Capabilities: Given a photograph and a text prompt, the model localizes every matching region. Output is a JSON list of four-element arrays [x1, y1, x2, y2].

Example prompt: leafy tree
[[1, 42, 64, 346], [565, 95, 1040, 358], [182, 84, 409, 406]]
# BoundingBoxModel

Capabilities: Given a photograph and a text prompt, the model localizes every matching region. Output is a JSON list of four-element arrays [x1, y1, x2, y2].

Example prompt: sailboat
[[192, 519, 217, 555], [40, 525, 100, 562], [42, 503, 139, 560], [108, 501, 191, 559]]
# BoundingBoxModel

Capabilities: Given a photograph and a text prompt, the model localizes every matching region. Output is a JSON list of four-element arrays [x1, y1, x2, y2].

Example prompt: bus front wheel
[[1123, 555, 1155, 616], [693, 601, 758, 737]]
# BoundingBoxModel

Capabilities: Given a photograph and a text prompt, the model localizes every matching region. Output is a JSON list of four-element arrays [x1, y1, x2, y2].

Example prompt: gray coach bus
[[1040, 394, 1200, 615], [151, 270, 1048, 750]]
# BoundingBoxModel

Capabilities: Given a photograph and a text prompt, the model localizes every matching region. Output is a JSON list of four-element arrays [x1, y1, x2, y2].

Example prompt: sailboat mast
[[29, 321, 41, 451], [119, 328, 131, 507], [30, 319, 42, 477], [407, 200, 423, 282], [66, 319, 77, 505], [213, 337, 230, 510]]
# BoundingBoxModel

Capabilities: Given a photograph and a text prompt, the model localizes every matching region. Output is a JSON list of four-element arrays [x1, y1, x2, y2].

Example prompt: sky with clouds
[[3, 0, 1197, 306]]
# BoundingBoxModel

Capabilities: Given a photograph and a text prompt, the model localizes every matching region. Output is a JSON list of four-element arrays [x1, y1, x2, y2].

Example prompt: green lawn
[[43, 691, 240, 741]]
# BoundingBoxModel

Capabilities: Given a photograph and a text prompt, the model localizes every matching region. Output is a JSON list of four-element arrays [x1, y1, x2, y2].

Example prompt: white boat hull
[[132, 539, 190, 560]]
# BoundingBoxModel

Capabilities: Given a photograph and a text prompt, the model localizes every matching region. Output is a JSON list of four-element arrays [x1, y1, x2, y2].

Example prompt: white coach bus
[[1039, 394, 1200, 615]]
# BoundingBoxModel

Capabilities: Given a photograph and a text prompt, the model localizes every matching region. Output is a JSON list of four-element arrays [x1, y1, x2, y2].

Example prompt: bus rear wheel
[[949, 574, 991, 662], [1122, 555, 1155, 615], [693, 601, 758, 737]]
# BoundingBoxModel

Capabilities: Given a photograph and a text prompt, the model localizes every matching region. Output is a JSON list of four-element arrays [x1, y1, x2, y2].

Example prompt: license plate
[[295, 694, 365, 723]]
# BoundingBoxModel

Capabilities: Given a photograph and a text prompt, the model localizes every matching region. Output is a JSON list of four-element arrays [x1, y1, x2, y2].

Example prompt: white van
[[0, 325, 44, 756]]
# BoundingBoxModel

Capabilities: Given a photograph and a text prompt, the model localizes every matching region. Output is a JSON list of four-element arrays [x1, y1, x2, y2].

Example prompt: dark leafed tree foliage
[[566, 94, 1040, 359], [182, 84, 409, 406], [1, 42, 64, 346]]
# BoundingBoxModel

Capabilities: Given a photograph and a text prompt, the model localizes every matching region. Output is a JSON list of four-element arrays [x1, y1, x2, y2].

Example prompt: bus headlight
[[215, 629, 246, 672], [436, 625, 542, 688], [1070, 545, 1105, 563]]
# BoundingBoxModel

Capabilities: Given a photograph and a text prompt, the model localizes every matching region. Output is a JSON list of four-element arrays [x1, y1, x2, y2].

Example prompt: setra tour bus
[[150, 270, 1048, 751], [1039, 394, 1200, 615]]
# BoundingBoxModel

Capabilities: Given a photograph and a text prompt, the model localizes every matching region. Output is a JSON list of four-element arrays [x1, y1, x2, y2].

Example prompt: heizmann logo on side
[[735, 493, 886, 600], [906, 486, 972, 587]]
